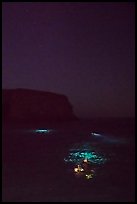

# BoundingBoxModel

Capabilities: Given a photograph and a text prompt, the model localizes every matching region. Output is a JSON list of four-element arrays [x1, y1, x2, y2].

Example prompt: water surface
[[2, 118, 135, 202]]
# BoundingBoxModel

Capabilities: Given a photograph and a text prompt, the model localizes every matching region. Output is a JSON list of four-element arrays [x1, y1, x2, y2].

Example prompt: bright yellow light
[[83, 159, 88, 163], [85, 174, 93, 179], [78, 165, 84, 171], [74, 165, 84, 173], [74, 168, 78, 172]]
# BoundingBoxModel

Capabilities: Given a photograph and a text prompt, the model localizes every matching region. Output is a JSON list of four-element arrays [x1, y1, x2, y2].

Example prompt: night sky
[[2, 2, 135, 118]]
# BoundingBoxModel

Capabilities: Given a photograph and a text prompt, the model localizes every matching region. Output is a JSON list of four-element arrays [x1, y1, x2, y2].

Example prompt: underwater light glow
[[64, 143, 107, 165], [91, 132, 102, 137], [33, 129, 53, 134], [91, 132, 126, 144]]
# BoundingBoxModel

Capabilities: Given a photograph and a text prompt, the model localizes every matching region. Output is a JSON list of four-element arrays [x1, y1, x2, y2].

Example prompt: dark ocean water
[[2, 118, 135, 202]]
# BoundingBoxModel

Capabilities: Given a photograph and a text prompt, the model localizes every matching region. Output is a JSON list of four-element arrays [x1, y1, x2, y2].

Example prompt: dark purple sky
[[2, 2, 135, 118]]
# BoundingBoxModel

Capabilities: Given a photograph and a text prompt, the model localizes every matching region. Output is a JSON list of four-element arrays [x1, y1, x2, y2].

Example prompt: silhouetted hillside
[[2, 89, 77, 124]]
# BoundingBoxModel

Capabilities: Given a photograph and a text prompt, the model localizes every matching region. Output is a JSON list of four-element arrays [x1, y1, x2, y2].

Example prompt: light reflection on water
[[3, 121, 134, 202]]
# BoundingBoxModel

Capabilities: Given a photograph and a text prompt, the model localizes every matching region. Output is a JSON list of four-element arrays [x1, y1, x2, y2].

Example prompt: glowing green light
[[64, 142, 107, 165]]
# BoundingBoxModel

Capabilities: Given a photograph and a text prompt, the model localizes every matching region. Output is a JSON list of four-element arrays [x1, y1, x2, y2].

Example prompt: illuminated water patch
[[64, 142, 107, 165], [91, 132, 102, 137], [28, 129, 54, 134], [91, 132, 127, 144], [35, 129, 52, 133]]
